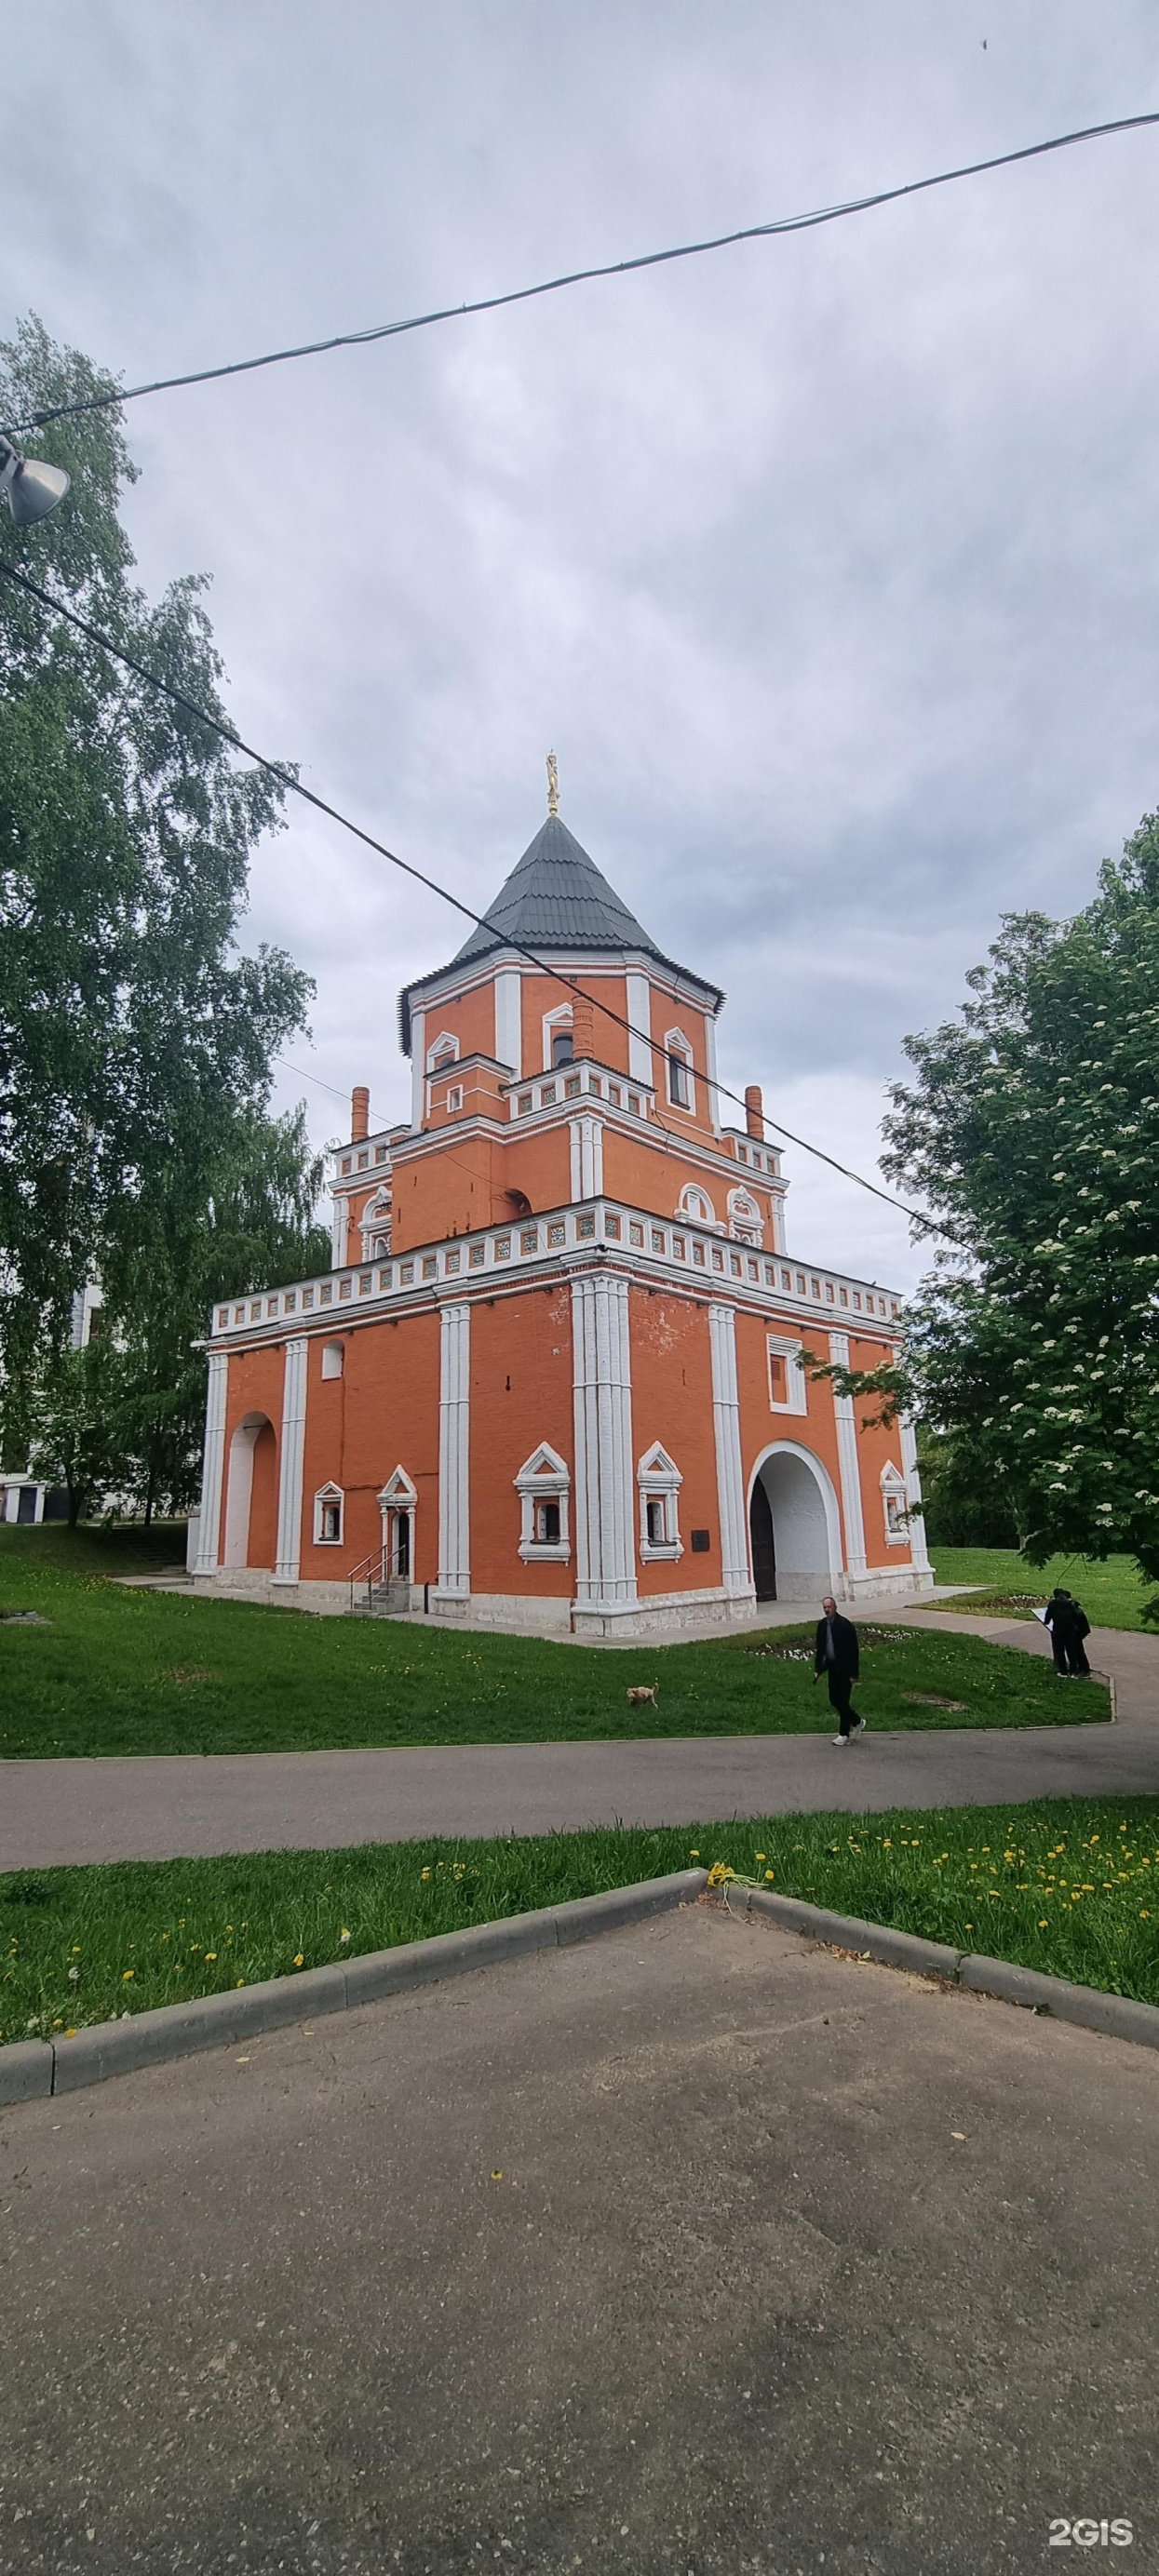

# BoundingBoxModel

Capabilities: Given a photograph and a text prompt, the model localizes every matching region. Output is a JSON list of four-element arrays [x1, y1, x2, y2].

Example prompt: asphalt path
[[2, 1617, 1156, 1870], [1, 1903, 1154, 2574]]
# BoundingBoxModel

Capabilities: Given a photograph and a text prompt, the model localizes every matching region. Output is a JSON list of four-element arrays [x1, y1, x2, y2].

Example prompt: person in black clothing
[[1043, 1587, 1092, 1676], [814, 1594, 865, 1743]]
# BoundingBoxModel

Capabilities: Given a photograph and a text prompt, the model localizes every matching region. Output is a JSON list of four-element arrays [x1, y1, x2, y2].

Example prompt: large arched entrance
[[748, 1442, 842, 1603], [222, 1414, 278, 1569]]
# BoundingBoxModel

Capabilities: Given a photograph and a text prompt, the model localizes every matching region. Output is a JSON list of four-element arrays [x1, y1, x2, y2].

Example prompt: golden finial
[[546, 749, 559, 817]]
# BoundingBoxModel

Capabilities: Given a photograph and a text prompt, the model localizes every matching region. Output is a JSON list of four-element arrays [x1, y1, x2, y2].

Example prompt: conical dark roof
[[399, 811, 722, 1051], [449, 815, 662, 964]]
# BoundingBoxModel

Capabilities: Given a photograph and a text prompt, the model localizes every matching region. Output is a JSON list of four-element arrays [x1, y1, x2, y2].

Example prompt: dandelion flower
[[293, 1952, 304, 1968], [122, 1969, 134, 1981], [204, 1952, 217, 1964], [340, 1929, 351, 1942]]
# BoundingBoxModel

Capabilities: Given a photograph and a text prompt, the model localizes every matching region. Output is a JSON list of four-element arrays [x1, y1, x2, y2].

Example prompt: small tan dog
[[626, 1684, 658, 1708]]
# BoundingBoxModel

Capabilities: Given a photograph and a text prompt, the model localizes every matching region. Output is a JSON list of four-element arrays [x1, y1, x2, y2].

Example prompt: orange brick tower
[[192, 773, 930, 1631]]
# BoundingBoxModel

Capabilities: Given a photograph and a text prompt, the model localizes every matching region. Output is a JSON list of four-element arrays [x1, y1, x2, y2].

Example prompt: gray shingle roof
[[398, 813, 722, 1051], [449, 816, 663, 963]]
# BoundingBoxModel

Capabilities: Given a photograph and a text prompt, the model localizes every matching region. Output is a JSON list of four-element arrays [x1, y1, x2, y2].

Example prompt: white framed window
[[445, 1083, 464, 1113], [665, 1030, 695, 1112], [425, 1030, 460, 1072], [637, 1442, 683, 1561], [314, 1482, 344, 1545], [676, 1182, 717, 1227], [882, 1462, 909, 1546], [728, 1186, 763, 1248], [542, 1003, 573, 1071], [767, 1335, 807, 1416], [320, 1341, 344, 1381], [359, 1188, 393, 1262], [515, 1443, 571, 1562]]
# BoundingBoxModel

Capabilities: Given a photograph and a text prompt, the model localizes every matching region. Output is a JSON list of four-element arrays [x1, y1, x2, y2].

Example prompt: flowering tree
[[876, 812, 1159, 1601]]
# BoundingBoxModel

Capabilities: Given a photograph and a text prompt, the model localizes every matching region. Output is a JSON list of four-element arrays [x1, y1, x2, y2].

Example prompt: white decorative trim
[[727, 1185, 763, 1248], [330, 1196, 347, 1268], [410, 1007, 425, 1130], [663, 1028, 694, 1114], [193, 1351, 229, 1576], [358, 1187, 392, 1262], [494, 968, 521, 1077], [313, 1481, 344, 1545], [222, 1414, 271, 1570], [435, 1302, 470, 1600], [767, 1334, 807, 1416], [515, 1442, 572, 1562], [542, 1000, 574, 1071], [378, 1467, 417, 1578], [320, 1339, 344, 1380], [708, 1302, 752, 1598], [828, 1331, 867, 1580], [571, 1268, 637, 1608], [426, 1029, 460, 1072], [626, 971, 653, 1086], [569, 1115, 604, 1203], [880, 1460, 909, 1547], [677, 1181, 717, 1227], [705, 1010, 721, 1134], [637, 1441, 683, 1562], [274, 1337, 308, 1584], [897, 1415, 931, 1570]]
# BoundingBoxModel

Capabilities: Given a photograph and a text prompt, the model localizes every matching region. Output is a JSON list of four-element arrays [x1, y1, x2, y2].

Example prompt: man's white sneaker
[[832, 1734, 847, 1746]]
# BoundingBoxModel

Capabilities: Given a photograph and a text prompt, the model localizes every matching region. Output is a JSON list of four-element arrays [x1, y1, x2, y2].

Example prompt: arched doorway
[[748, 1442, 842, 1604], [222, 1414, 278, 1569]]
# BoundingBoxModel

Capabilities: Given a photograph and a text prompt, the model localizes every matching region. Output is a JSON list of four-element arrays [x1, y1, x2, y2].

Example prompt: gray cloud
[[6, 0, 1159, 1293]]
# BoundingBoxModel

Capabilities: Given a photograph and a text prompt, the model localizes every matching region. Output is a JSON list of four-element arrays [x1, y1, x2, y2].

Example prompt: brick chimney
[[745, 1085, 764, 1140], [351, 1084, 370, 1143], [572, 990, 596, 1060]]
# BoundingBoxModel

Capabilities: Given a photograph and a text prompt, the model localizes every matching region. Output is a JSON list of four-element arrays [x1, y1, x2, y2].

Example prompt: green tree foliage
[[0, 318, 327, 1492], [879, 812, 1159, 1592], [28, 1340, 124, 1530]]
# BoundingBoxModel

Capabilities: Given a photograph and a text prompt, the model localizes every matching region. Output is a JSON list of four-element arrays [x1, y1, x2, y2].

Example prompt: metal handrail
[[347, 1543, 387, 1615]]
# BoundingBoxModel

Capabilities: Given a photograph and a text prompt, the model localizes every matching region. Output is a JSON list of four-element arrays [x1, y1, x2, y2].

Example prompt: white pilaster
[[708, 1301, 751, 1596], [705, 1009, 722, 1135], [571, 1268, 637, 1610], [410, 1007, 425, 1130], [192, 1350, 229, 1577], [494, 969, 521, 1077], [330, 1195, 346, 1268], [435, 1301, 471, 1601], [273, 1336, 308, 1585], [569, 1115, 604, 1204], [898, 1413, 931, 1574], [829, 1331, 867, 1581], [625, 971, 653, 1087]]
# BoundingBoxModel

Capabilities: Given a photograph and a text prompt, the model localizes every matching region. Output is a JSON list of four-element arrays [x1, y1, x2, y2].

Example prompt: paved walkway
[[3, 1906, 1154, 2573], [3, 1618, 1156, 1870]]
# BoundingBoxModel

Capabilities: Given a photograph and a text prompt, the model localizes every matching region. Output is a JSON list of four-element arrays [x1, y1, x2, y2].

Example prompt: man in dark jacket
[[814, 1594, 866, 1743], [1043, 1588, 1092, 1676]]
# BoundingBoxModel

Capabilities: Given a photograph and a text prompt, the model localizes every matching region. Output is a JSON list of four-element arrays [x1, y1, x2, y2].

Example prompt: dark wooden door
[[749, 1479, 776, 1600]]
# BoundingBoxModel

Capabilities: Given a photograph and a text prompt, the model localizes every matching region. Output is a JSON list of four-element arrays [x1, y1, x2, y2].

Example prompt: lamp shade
[[0, 439, 71, 527]]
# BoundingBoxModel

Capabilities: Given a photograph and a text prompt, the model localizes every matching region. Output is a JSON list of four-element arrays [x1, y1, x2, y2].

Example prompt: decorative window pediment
[[515, 1443, 571, 1562], [314, 1482, 344, 1546], [665, 1029, 694, 1113], [378, 1466, 418, 1508], [881, 1461, 909, 1546], [728, 1186, 763, 1248], [677, 1182, 717, 1228], [638, 1442, 683, 1561], [425, 1030, 460, 1072]]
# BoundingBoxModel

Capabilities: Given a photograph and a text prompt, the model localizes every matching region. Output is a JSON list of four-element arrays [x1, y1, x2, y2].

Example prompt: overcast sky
[[6, 4, 1159, 1290]]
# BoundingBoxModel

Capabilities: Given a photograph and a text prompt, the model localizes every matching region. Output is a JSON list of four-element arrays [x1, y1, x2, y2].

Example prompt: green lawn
[[931, 1547, 1152, 1630], [0, 1525, 1108, 1757], [5, 1796, 1156, 2045]]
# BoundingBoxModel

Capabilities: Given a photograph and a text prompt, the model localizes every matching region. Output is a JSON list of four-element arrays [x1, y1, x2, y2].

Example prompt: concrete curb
[[717, 1884, 1159, 2052], [0, 1869, 708, 2106]]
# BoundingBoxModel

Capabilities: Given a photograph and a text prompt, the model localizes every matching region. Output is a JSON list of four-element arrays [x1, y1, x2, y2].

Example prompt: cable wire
[[0, 551, 950, 1241], [7, 111, 1159, 434]]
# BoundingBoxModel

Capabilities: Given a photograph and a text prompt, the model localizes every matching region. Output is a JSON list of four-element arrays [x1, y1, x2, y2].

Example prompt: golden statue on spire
[[546, 749, 559, 817]]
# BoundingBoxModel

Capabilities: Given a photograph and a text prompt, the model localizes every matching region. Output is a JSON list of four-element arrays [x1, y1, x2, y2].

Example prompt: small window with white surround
[[515, 1443, 571, 1562], [665, 1030, 694, 1112], [677, 1182, 717, 1227], [638, 1442, 683, 1561], [882, 1462, 909, 1546], [314, 1482, 344, 1545], [426, 1030, 460, 1072], [446, 1083, 464, 1113], [320, 1341, 344, 1381], [767, 1335, 807, 1416]]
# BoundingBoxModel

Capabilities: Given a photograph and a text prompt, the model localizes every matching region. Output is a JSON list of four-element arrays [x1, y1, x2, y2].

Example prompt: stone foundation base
[[193, 1563, 934, 1632]]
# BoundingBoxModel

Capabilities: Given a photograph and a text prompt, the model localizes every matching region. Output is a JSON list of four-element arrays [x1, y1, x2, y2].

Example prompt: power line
[[7, 111, 1159, 435], [0, 551, 950, 1241]]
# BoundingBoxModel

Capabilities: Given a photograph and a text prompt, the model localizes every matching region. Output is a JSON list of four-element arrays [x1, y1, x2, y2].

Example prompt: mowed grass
[[5, 1795, 1156, 2045], [931, 1547, 1152, 1630], [0, 1526, 1108, 1757]]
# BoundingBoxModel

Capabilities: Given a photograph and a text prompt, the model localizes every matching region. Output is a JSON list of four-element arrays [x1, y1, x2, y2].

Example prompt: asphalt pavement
[[1, 1900, 1154, 2575]]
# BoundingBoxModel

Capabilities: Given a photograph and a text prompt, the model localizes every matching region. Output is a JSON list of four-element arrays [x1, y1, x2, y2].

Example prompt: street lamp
[[0, 435, 71, 527]]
